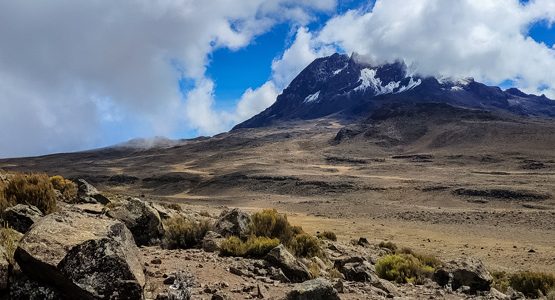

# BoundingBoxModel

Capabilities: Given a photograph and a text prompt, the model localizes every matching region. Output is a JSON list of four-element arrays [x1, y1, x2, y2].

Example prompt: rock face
[[76, 179, 110, 204], [286, 278, 340, 300], [214, 208, 251, 239], [2, 204, 44, 233], [107, 197, 164, 246], [0, 246, 8, 291], [202, 231, 224, 253], [433, 257, 493, 292], [264, 245, 311, 283], [15, 210, 145, 300]]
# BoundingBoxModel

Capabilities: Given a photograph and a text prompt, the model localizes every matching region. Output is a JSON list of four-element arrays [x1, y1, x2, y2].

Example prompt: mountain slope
[[234, 53, 555, 129]]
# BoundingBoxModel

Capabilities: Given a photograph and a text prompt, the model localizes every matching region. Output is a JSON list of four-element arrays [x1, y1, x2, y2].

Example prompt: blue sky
[[0, 0, 555, 157]]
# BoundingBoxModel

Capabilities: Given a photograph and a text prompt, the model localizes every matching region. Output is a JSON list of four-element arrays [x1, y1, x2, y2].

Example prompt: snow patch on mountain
[[333, 64, 348, 75], [304, 91, 320, 103], [355, 68, 421, 95]]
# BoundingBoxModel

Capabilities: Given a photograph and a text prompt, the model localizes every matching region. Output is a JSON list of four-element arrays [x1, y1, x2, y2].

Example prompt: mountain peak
[[234, 54, 555, 129]]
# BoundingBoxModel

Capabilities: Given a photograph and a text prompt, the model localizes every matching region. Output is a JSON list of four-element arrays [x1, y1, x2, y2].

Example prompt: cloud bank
[[0, 0, 335, 157]]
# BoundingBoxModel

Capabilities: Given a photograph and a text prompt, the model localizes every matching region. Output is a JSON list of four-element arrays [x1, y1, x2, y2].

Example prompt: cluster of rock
[[0, 179, 523, 299]]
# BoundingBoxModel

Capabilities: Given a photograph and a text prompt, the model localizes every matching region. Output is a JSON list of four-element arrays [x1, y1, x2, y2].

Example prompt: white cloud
[[315, 0, 555, 97], [0, 0, 336, 157]]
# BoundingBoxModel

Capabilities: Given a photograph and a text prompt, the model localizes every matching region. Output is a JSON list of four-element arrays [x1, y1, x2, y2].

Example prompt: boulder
[[0, 246, 8, 291], [8, 273, 63, 300], [214, 208, 251, 239], [286, 278, 340, 300], [334, 256, 376, 282], [107, 197, 164, 246], [264, 245, 311, 283], [15, 210, 145, 300], [2, 204, 44, 233], [433, 257, 493, 293], [202, 231, 224, 252], [76, 179, 110, 204]]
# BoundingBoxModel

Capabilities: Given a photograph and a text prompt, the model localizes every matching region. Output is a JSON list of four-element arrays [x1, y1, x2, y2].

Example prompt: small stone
[[151, 258, 162, 265]]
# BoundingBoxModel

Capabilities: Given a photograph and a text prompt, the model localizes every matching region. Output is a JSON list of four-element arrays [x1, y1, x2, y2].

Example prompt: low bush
[[379, 241, 398, 252], [492, 271, 510, 293], [220, 236, 280, 258], [376, 254, 435, 284], [547, 289, 555, 300], [161, 202, 182, 211], [50, 175, 77, 202], [162, 216, 212, 249], [290, 233, 324, 259], [509, 271, 555, 298], [250, 209, 295, 244], [4, 173, 57, 214], [317, 231, 337, 241], [396, 247, 442, 269], [0, 226, 23, 265], [0, 182, 10, 213]]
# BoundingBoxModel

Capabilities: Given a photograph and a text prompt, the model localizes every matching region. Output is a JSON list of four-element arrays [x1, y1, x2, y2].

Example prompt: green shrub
[[317, 231, 337, 241], [379, 241, 398, 252], [220, 236, 279, 258], [4, 173, 57, 214], [509, 271, 555, 298], [290, 233, 324, 259], [396, 247, 442, 269], [376, 254, 435, 284], [162, 216, 212, 249], [492, 271, 510, 293], [0, 226, 23, 265], [250, 209, 295, 244], [50, 175, 77, 202]]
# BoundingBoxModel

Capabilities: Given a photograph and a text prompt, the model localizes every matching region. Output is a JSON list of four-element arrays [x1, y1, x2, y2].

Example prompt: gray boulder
[[433, 257, 493, 293], [202, 231, 224, 252], [8, 273, 63, 300], [334, 256, 376, 282], [107, 197, 164, 246], [15, 210, 145, 300], [264, 245, 311, 283], [76, 179, 110, 204], [286, 278, 340, 300], [214, 208, 251, 239], [2, 204, 44, 233]]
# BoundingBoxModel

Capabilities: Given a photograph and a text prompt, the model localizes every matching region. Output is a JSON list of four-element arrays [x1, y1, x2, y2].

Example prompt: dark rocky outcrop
[[433, 257, 493, 293], [76, 179, 111, 204], [107, 197, 164, 246], [264, 245, 311, 283], [286, 278, 340, 300], [202, 231, 225, 253], [14, 210, 145, 299], [214, 208, 251, 239], [1, 204, 44, 233], [0, 246, 8, 292]]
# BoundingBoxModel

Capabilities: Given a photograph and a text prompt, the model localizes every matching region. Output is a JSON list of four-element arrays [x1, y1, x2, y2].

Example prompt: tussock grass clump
[[220, 236, 280, 258], [250, 209, 295, 244], [161, 202, 182, 211], [291, 234, 324, 259], [4, 173, 57, 214], [0, 226, 23, 265], [0, 182, 9, 213], [50, 175, 77, 202], [379, 241, 398, 252], [163, 216, 212, 249], [509, 271, 555, 298], [492, 271, 511, 293], [376, 254, 436, 284], [317, 231, 337, 241], [396, 247, 442, 269]]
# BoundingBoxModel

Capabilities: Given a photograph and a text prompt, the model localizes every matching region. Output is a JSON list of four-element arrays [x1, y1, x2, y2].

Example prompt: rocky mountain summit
[[235, 53, 555, 129]]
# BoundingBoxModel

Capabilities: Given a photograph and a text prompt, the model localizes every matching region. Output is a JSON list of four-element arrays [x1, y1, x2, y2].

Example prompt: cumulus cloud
[[315, 0, 555, 97], [0, 0, 335, 157]]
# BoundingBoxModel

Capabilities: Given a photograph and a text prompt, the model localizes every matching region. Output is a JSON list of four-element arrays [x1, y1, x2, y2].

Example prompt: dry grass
[[509, 271, 555, 298], [317, 231, 337, 241], [219, 236, 280, 258], [376, 254, 437, 284], [162, 216, 212, 249], [0, 225, 23, 265], [250, 209, 295, 244], [290, 233, 324, 259], [50, 175, 77, 202], [4, 173, 57, 214], [379, 241, 398, 252]]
